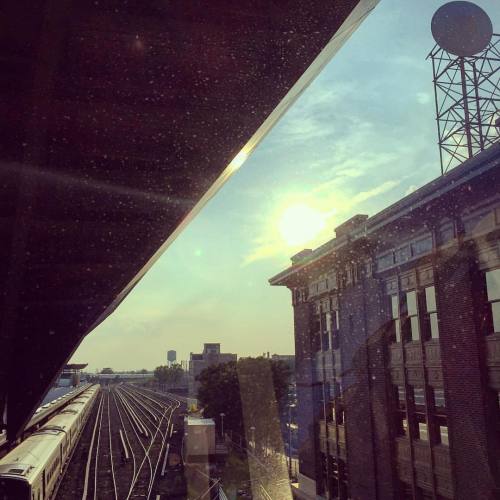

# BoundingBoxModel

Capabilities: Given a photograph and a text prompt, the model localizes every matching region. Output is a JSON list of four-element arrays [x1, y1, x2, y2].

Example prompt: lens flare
[[278, 203, 326, 246]]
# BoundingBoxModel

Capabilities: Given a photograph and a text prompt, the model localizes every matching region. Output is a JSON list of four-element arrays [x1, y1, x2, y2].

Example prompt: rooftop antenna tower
[[428, 1, 499, 174]]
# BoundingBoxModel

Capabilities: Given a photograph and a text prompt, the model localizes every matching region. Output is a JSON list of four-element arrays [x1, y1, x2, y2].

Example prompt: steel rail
[[116, 387, 149, 437], [93, 391, 103, 500], [118, 388, 166, 499], [122, 385, 181, 500], [114, 387, 154, 500], [81, 392, 104, 500], [112, 390, 137, 496], [107, 389, 119, 500]]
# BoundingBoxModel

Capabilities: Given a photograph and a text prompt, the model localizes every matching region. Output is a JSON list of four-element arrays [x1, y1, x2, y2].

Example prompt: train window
[[0, 478, 30, 498]]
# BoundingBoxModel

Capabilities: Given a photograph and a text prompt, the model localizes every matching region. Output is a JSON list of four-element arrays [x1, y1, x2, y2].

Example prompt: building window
[[431, 388, 446, 412], [312, 310, 321, 352], [398, 290, 419, 342], [391, 294, 401, 342], [406, 290, 420, 341], [378, 252, 394, 270], [329, 459, 340, 498], [402, 418, 409, 436], [335, 406, 345, 425], [407, 386, 427, 440], [418, 422, 429, 441], [394, 386, 407, 436], [395, 245, 410, 264], [439, 425, 449, 446], [397, 386, 406, 409], [429, 387, 448, 445], [424, 286, 439, 339], [413, 387, 425, 409], [321, 311, 330, 351], [411, 235, 433, 256], [486, 269, 500, 334], [330, 310, 340, 350]]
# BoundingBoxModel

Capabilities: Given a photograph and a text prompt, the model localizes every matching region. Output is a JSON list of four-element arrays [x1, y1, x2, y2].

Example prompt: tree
[[154, 364, 184, 390], [154, 366, 169, 390], [197, 360, 242, 433], [139, 368, 149, 374], [196, 357, 291, 452], [167, 363, 183, 387], [101, 367, 114, 374]]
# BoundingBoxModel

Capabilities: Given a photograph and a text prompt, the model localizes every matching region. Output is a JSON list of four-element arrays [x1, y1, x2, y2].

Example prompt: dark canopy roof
[[63, 364, 88, 371], [0, 0, 375, 440]]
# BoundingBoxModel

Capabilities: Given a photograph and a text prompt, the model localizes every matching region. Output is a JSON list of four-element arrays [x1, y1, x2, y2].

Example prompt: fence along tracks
[[58, 384, 181, 500]]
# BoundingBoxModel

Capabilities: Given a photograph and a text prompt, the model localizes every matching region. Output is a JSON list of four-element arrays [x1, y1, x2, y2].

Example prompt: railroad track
[[56, 385, 182, 500]]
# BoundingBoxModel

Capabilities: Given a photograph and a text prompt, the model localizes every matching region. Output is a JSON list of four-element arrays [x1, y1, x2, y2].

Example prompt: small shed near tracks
[[183, 417, 216, 463]]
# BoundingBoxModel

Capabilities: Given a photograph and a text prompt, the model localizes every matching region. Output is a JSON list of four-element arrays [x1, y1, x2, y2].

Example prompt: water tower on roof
[[428, 1, 499, 174], [167, 350, 177, 366]]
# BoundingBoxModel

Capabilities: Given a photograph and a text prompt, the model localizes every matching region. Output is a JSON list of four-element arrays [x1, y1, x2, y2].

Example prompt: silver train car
[[0, 384, 100, 500]]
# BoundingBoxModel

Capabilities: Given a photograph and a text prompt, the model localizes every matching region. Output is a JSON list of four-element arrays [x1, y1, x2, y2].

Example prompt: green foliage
[[197, 360, 242, 433], [196, 357, 291, 452], [101, 367, 114, 374], [154, 363, 184, 389]]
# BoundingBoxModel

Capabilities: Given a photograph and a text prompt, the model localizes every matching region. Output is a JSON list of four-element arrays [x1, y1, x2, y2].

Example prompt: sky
[[71, 0, 500, 372]]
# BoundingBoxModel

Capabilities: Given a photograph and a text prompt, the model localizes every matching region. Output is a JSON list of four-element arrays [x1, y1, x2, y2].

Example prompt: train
[[0, 384, 100, 500]]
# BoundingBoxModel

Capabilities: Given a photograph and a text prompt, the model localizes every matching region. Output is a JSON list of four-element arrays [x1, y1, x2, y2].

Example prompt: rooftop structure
[[183, 416, 216, 462], [189, 344, 237, 396], [57, 363, 88, 388]]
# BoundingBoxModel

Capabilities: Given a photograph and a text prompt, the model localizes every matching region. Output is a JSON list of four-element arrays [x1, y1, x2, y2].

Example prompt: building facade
[[189, 343, 237, 396], [270, 144, 500, 500]]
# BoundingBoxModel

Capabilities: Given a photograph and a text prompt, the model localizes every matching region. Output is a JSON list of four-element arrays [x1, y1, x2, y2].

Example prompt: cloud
[[405, 184, 418, 196], [267, 82, 358, 145], [352, 179, 399, 204], [416, 92, 431, 105], [242, 239, 283, 266], [312, 150, 399, 195]]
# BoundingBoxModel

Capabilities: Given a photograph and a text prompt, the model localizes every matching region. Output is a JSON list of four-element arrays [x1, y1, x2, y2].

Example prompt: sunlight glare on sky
[[278, 203, 329, 247]]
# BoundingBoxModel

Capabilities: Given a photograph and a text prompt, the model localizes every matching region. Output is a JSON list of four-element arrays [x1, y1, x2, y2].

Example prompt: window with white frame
[[424, 286, 439, 339], [406, 290, 420, 341], [391, 294, 401, 342], [486, 269, 500, 334]]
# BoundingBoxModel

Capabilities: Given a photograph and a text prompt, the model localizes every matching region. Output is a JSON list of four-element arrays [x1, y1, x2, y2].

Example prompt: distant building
[[189, 343, 237, 396], [167, 350, 177, 365], [57, 363, 87, 387]]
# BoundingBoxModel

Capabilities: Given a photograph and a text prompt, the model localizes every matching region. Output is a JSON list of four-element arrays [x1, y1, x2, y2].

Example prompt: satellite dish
[[431, 1, 493, 56]]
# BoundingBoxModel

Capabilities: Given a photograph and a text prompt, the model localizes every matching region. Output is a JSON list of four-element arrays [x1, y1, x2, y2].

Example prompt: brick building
[[188, 343, 237, 396], [270, 143, 500, 500]]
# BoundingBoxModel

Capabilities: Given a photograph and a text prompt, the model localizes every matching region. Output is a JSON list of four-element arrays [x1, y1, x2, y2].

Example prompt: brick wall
[[338, 280, 378, 499], [363, 274, 398, 500], [294, 300, 322, 487], [435, 242, 497, 499]]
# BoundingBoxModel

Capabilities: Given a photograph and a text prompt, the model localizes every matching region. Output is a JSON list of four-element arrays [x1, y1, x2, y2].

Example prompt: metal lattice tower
[[428, 34, 500, 174]]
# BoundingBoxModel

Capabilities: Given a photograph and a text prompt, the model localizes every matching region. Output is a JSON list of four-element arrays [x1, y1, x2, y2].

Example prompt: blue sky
[[71, 0, 499, 371]]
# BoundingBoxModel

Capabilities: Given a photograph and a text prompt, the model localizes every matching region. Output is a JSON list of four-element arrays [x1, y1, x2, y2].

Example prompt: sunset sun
[[278, 203, 326, 247]]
